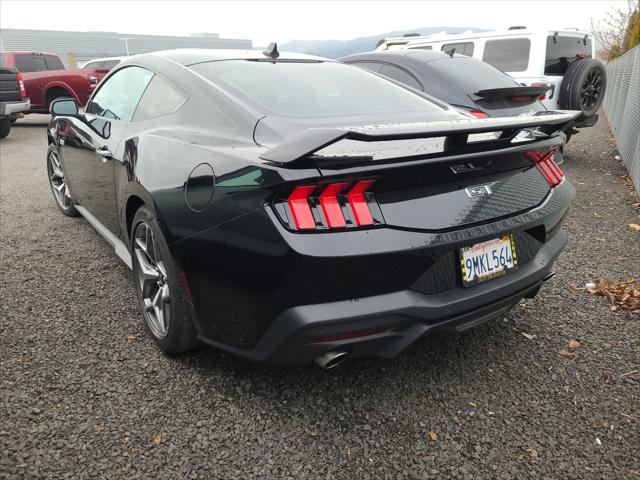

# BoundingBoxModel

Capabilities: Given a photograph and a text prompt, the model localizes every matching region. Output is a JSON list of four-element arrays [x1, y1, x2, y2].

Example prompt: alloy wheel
[[580, 70, 602, 110], [48, 150, 72, 209], [133, 222, 171, 339]]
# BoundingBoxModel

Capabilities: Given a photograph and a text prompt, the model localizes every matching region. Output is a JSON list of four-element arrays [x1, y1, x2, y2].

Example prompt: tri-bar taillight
[[526, 149, 564, 187], [279, 180, 383, 231], [17, 73, 26, 98]]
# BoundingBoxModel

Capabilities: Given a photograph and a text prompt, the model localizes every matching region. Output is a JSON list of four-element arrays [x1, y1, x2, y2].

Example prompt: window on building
[[482, 39, 531, 72]]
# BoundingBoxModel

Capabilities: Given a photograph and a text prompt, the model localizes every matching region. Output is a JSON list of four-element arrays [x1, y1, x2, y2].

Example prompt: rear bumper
[[0, 98, 30, 117], [197, 230, 566, 365]]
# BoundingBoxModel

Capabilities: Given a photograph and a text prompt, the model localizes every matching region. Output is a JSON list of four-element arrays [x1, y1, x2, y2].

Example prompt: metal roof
[[0, 29, 253, 64]]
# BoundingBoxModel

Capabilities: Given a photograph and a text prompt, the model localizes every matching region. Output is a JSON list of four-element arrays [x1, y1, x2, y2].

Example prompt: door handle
[[95, 148, 113, 162]]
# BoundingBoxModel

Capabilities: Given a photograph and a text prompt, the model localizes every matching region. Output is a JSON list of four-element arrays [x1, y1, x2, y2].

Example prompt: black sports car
[[340, 50, 550, 119], [47, 48, 578, 368]]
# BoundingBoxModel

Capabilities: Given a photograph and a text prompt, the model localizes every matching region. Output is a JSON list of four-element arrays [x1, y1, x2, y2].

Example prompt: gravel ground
[[1, 114, 638, 480]]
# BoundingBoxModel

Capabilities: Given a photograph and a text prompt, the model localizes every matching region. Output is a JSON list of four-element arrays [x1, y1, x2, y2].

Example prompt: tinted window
[[426, 57, 518, 93], [442, 42, 474, 56], [15, 54, 48, 72], [87, 66, 153, 122], [0, 54, 5, 66], [378, 64, 422, 90], [349, 62, 382, 73], [482, 38, 531, 72], [84, 61, 101, 68], [133, 75, 186, 121], [44, 55, 64, 70], [545, 36, 592, 75], [408, 45, 433, 50], [190, 60, 442, 117]]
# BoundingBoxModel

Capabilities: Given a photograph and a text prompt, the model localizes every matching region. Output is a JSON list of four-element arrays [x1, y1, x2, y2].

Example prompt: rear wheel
[[46, 145, 79, 216], [559, 59, 606, 118], [0, 118, 10, 139], [131, 206, 199, 353]]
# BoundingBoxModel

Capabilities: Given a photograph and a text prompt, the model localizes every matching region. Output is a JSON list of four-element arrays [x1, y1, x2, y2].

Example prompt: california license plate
[[460, 234, 518, 287]]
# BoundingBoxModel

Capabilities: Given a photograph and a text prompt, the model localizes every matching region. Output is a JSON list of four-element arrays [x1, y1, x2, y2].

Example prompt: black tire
[[46, 145, 80, 216], [0, 118, 10, 139], [10, 117, 17, 124], [558, 59, 606, 118], [130, 206, 199, 353]]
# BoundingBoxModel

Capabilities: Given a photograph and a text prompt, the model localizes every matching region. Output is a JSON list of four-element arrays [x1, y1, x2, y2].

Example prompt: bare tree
[[591, 0, 640, 57]]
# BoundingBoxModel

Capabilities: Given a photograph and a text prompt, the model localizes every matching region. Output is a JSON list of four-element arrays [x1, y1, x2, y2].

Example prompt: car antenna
[[583, 34, 588, 46], [445, 48, 455, 58], [263, 42, 279, 59], [552, 31, 558, 44]]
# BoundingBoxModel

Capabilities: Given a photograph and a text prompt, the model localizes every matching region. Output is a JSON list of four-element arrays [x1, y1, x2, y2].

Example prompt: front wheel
[[46, 145, 79, 216], [130, 206, 199, 353]]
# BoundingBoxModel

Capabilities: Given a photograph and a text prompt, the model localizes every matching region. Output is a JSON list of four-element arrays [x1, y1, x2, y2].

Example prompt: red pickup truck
[[0, 51, 110, 113]]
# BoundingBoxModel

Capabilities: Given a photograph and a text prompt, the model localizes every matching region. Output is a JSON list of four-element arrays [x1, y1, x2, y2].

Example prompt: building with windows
[[0, 29, 253, 67]]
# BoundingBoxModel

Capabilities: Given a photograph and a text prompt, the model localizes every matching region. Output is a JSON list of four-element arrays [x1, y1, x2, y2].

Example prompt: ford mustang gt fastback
[[47, 47, 578, 368]]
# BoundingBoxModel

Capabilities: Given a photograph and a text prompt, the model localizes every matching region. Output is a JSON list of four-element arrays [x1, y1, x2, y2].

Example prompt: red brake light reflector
[[319, 182, 348, 228], [468, 110, 489, 119], [531, 83, 548, 100], [347, 180, 375, 225], [526, 149, 564, 187], [17, 73, 26, 98], [288, 185, 316, 229]]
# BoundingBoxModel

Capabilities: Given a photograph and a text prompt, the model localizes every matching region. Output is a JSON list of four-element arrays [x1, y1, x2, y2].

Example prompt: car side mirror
[[50, 98, 79, 118]]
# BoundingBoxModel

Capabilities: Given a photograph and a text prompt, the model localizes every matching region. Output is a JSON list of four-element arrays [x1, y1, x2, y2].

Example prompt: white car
[[81, 56, 127, 69], [377, 27, 606, 130]]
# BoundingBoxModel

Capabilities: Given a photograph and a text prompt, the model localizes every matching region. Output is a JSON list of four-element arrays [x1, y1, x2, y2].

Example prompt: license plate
[[460, 234, 518, 287]]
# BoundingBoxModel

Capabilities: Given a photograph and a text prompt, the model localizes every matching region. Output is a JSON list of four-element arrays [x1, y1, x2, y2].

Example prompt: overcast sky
[[0, 0, 627, 47]]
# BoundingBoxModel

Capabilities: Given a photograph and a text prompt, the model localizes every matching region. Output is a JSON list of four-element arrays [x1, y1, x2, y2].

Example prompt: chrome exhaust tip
[[315, 350, 349, 369]]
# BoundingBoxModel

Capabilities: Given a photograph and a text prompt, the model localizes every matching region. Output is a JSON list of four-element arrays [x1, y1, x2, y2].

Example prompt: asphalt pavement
[[1, 114, 638, 479]]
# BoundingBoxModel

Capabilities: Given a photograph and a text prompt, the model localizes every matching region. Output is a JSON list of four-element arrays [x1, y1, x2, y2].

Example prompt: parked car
[[0, 66, 30, 139], [340, 50, 550, 119], [0, 51, 110, 113], [377, 28, 605, 133], [46, 48, 579, 367], [81, 56, 127, 69]]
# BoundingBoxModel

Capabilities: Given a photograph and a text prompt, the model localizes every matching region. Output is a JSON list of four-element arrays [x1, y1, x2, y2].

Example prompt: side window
[[545, 36, 592, 75], [348, 62, 383, 74], [44, 56, 64, 71], [86, 66, 153, 122], [103, 60, 121, 68], [442, 42, 475, 56], [15, 54, 47, 72], [133, 74, 186, 122], [409, 45, 433, 50], [378, 64, 423, 91], [482, 38, 531, 72], [84, 61, 101, 69]]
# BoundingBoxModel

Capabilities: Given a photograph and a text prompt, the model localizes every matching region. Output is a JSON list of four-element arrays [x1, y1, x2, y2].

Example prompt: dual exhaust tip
[[315, 350, 349, 369]]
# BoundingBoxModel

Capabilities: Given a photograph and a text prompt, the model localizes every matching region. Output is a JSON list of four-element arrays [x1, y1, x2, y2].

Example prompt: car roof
[[146, 48, 331, 66], [342, 49, 460, 64]]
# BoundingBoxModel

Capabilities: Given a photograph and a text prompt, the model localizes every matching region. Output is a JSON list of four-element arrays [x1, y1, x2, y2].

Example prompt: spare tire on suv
[[558, 58, 606, 118]]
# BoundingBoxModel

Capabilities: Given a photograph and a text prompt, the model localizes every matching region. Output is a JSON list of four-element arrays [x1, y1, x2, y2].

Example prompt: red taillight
[[526, 149, 564, 187], [347, 180, 375, 226], [288, 185, 316, 230], [531, 83, 549, 100], [17, 73, 26, 98], [468, 110, 489, 119], [319, 182, 348, 228], [283, 180, 379, 231]]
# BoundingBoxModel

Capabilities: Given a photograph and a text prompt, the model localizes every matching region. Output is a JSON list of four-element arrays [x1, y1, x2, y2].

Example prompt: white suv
[[377, 27, 606, 129]]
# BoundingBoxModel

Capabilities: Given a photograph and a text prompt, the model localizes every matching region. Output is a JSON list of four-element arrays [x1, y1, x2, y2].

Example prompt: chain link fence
[[602, 45, 640, 194]]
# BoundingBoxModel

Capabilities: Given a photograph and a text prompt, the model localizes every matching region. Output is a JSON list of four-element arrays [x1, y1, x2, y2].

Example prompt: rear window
[[0, 54, 5, 66], [84, 61, 101, 68], [103, 60, 121, 68], [44, 55, 64, 70], [426, 57, 518, 93], [545, 36, 592, 75], [441, 42, 475, 56], [15, 54, 48, 72], [482, 38, 531, 72], [190, 60, 443, 117]]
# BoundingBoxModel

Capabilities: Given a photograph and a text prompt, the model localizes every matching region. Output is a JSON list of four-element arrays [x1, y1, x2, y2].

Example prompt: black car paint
[[48, 50, 576, 364], [340, 50, 547, 117]]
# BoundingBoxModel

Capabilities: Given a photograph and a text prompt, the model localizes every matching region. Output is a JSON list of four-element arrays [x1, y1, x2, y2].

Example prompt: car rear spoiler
[[259, 111, 580, 166], [473, 86, 550, 100]]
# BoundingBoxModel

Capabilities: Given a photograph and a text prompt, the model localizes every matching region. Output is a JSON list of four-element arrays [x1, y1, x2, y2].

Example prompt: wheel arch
[[44, 83, 80, 108]]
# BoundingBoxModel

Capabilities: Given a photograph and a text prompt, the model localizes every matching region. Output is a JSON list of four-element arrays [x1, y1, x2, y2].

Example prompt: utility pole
[[119, 38, 132, 56]]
